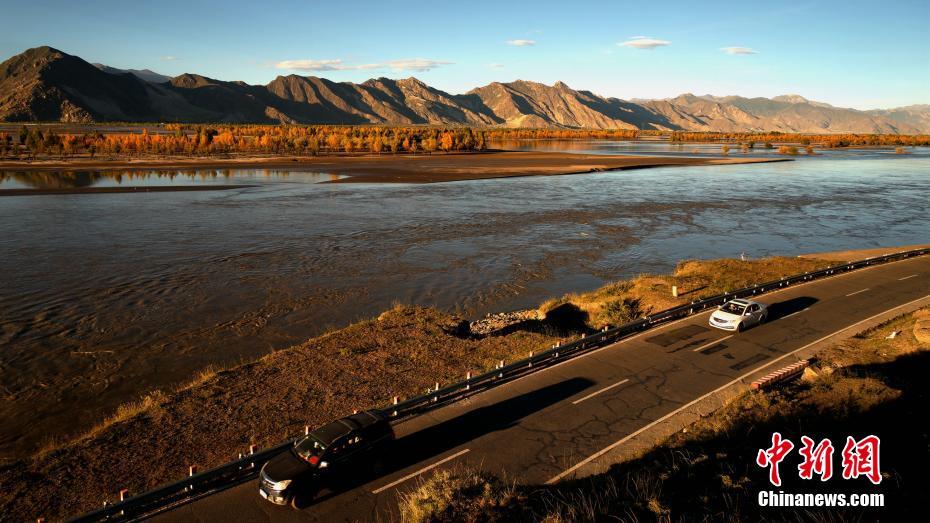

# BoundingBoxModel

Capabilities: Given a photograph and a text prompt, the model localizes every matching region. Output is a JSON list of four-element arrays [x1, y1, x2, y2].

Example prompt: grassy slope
[[539, 256, 830, 328], [400, 310, 930, 522], [0, 255, 836, 521]]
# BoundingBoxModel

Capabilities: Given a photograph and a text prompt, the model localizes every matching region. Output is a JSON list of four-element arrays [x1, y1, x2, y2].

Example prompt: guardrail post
[[465, 371, 471, 390], [671, 285, 678, 297], [528, 351, 534, 368], [304, 425, 310, 435], [392, 396, 399, 417], [352, 409, 358, 414], [188, 465, 198, 491], [498, 360, 504, 378]]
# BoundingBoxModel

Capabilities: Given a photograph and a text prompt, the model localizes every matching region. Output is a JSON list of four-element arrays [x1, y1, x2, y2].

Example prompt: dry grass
[[400, 466, 521, 523], [539, 256, 832, 329], [397, 308, 930, 521]]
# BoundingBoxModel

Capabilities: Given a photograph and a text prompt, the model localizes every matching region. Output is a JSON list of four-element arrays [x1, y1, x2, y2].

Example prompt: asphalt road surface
[[155, 254, 930, 522]]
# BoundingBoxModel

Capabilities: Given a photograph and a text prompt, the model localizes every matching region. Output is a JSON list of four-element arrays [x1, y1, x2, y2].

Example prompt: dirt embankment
[[0, 151, 788, 185]]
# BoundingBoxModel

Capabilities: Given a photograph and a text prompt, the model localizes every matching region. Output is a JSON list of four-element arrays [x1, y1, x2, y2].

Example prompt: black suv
[[259, 410, 394, 507]]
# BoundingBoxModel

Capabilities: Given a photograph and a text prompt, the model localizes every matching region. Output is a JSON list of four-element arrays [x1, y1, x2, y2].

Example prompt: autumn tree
[[440, 132, 454, 152]]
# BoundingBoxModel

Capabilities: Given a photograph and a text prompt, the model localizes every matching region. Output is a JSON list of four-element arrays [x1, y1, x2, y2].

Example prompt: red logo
[[756, 432, 795, 487], [756, 434, 881, 486], [841, 435, 882, 485], [798, 436, 834, 481]]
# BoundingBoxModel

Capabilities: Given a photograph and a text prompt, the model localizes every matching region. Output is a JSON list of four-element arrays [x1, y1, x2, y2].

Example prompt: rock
[[801, 367, 819, 383], [914, 319, 930, 345], [469, 309, 539, 336]]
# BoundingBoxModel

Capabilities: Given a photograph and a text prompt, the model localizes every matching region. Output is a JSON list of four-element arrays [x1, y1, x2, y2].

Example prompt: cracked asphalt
[[156, 255, 930, 522]]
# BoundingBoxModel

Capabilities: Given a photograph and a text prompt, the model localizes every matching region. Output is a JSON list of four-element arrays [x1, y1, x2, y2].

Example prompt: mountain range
[[1, 46, 928, 133]]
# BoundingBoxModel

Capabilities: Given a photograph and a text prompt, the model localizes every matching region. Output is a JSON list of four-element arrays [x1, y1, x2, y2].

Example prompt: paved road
[[156, 255, 930, 522]]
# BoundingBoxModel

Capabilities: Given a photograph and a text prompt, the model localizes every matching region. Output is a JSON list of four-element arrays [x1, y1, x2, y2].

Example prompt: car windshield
[[293, 436, 326, 463], [721, 302, 747, 315]]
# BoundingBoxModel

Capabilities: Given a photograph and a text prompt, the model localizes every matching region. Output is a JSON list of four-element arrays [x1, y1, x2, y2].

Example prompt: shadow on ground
[[767, 296, 819, 321], [292, 377, 594, 508]]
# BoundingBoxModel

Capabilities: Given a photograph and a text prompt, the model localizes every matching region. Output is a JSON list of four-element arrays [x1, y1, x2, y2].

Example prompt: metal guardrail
[[69, 246, 930, 522]]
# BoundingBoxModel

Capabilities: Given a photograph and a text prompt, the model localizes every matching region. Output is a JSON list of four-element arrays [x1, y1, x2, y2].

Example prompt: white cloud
[[276, 58, 452, 72], [488, 62, 504, 69], [276, 59, 347, 71], [721, 46, 759, 55], [381, 58, 452, 72], [506, 39, 536, 47], [160, 56, 178, 61], [617, 36, 670, 50]]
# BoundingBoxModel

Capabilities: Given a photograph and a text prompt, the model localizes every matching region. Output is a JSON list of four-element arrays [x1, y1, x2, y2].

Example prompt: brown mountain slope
[[465, 80, 641, 129], [1, 46, 928, 132], [0, 46, 156, 122]]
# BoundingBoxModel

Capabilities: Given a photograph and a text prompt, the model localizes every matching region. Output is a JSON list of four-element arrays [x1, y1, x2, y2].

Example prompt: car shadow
[[294, 377, 594, 507], [765, 296, 819, 321]]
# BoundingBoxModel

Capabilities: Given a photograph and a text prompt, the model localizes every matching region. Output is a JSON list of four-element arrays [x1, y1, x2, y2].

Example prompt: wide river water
[[1, 141, 928, 458]]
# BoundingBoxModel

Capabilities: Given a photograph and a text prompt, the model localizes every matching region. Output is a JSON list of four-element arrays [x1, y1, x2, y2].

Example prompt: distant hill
[[92, 64, 172, 83], [1, 46, 928, 133]]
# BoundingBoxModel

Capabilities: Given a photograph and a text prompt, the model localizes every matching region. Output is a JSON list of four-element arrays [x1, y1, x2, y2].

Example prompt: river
[[1, 141, 928, 458]]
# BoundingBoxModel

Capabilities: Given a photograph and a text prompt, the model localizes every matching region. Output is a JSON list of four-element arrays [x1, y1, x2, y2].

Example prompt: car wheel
[[736, 322, 744, 333], [760, 313, 768, 324]]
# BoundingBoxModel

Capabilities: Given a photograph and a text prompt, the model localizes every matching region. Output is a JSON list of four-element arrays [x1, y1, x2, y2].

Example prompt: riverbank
[[0, 151, 789, 184], [0, 245, 910, 521], [0, 184, 256, 196]]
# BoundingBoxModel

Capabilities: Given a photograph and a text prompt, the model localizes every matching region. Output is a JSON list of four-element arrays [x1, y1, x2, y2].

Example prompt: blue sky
[[2, 0, 928, 109]]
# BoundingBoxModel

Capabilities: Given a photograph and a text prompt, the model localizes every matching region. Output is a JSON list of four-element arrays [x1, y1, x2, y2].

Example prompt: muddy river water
[[1, 142, 928, 458]]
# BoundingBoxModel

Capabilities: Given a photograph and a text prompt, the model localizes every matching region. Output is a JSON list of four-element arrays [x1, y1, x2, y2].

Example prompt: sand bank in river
[[0, 151, 789, 184]]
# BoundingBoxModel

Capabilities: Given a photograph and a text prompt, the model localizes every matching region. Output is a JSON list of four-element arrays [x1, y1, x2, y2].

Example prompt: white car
[[709, 298, 768, 332]]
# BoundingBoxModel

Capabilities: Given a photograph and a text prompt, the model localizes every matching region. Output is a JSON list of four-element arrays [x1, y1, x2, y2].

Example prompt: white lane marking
[[782, 308, 810, 319], [899, 274, 919, 281], [691, 335, 734, 353], [371, 449, 470, 494], [572, 379, 631, 405], [845, 288, 870, 297], [544, 292, 930, 485]]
